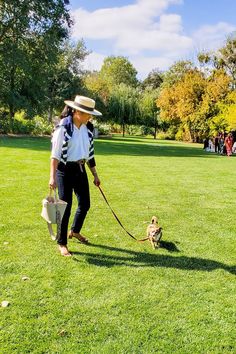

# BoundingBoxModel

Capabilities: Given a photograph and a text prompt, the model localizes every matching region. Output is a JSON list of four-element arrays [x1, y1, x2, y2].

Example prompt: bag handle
[[49, 188, 59, 203], [49, 188, 61, 241]]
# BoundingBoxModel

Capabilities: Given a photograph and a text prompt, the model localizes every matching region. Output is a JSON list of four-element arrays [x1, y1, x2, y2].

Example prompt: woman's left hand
[[94, 175, 101, 187]]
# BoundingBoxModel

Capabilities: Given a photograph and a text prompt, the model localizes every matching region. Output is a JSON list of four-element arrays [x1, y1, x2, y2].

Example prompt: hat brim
[[64, 100, 102, 116]]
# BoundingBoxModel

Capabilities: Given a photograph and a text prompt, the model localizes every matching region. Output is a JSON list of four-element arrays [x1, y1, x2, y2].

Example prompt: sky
[[68, 0, 236, 79]]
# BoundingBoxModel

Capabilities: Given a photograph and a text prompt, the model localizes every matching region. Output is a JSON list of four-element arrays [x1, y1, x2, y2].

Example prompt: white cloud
[[71, 0, 190, 56], [82, 52, 106, 72], [71, 1, 235, 79], [131, 55, 173, 78], [115, 30, 192, 55], [193, 22, 236, 51]]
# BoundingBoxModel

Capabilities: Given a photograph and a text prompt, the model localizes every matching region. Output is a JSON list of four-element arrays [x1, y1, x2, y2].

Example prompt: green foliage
[[215, 34, 236, 89], [141, 68, 163, 90], [140, 125, 154, 136], [100, 56, 138, 88], [212, 91, 236, 131], [139, 88, 160, 138], [125, 124, 141, 135], [158, 65, 231, 141], [108, 84, 141, 135], [45, 40, 90, 120], [0, 137, 235, 353], [162, 60, 194, 88], [0, 111, 53, 135], [93, 121, 111, 136], [0, 0, 72, 117]]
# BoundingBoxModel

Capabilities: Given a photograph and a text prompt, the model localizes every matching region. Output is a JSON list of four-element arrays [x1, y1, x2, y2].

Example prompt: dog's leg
[[150, 239, 155, 249]]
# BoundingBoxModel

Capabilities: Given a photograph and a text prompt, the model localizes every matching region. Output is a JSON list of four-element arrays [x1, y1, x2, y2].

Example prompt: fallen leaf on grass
[[58, 329, 67, 336]]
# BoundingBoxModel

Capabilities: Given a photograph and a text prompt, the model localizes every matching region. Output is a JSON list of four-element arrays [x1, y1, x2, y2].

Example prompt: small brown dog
[[146, 216, 163, 249]]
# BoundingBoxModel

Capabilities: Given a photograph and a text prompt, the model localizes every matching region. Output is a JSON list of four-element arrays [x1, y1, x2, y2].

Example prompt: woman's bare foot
[[58, 245, 71, 256]]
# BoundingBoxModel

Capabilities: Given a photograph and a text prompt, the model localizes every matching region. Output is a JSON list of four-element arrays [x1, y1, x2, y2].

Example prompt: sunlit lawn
[[0, 135, 235, 353]]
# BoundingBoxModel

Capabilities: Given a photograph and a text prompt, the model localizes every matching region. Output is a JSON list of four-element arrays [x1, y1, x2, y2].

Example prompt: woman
[[224, 133, 233, 157], [49, 95, 102, 256]]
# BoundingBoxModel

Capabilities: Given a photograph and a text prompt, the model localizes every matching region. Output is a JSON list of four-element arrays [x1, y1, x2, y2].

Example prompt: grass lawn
[[0, 135, 235, 353]]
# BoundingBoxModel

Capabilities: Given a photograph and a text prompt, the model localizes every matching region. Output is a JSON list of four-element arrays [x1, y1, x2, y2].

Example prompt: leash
[[98, 186, 149, 242]]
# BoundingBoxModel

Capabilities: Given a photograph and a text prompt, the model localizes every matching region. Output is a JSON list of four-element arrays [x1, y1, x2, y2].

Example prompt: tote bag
[[41, 189, 67, 240]]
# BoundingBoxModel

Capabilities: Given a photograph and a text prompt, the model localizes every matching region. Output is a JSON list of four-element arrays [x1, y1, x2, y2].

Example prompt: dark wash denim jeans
[[56, 162, 90, 245]]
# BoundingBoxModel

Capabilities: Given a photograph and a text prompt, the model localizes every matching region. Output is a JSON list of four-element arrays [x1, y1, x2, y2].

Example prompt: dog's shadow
[[159, 240, 180, 252], [72, 242, 235, 275]]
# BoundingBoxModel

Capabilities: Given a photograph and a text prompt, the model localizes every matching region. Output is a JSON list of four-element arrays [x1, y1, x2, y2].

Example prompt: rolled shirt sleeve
[[51, 126, 65, 160]]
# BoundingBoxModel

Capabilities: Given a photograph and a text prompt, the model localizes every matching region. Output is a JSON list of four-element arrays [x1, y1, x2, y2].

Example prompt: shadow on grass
[[95, 140, 215, 158], [3, 136, 234, 159], [0, 135, 223, 158], [72, 243, 236, 275]]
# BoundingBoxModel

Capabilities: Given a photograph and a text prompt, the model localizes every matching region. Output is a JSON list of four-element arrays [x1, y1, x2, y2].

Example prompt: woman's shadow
[[72, 242, 236, 275]]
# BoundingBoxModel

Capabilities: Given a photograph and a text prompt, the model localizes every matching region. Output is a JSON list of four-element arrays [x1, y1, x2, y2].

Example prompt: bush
[[126, 125, 141, 135], [157, 129, 175, 140], [140, 125, 154, 136], [0, 111, 53, 135], [32, 116, 53, 135], [93, 120, 112, 136], [0, 110, 10, 134]]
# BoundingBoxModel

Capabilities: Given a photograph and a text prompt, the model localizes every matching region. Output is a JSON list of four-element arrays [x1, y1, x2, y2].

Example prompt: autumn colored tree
[[158, 67, 231, 141], [211, 91, 236, 133], [162, 60, 194, 88]]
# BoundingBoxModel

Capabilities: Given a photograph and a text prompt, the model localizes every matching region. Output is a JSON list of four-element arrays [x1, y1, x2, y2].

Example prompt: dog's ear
[[151, 216, 157, 224]]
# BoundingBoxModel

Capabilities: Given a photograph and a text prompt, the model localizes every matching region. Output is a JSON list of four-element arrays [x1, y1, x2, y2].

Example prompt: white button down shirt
[[51, 124, 90, 162]]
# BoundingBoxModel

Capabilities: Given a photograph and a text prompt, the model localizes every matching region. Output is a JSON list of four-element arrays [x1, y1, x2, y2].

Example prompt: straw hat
[[64, 95, 102, 116]]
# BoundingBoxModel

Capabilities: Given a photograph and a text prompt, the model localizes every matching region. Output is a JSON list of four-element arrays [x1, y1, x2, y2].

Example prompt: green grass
[[0, 135, 235, 354]]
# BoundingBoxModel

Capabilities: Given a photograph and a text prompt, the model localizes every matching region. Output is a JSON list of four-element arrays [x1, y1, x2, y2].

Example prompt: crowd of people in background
[[203, 132, 236, 157]]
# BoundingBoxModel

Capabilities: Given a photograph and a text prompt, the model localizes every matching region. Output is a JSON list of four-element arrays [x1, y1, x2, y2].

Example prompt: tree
[[162, 60, 194, 88], [46, 40, 89, 121], [139, 88, 160, 139], [108, 84, 140, 136], [158, 68, 230, 141], [100, 56, 138, 89], [0, 0, 72, 119], [211, 91, 236, 132], [84, 71, 110, 105], [198, 34, 236, 89], [141, 69, 163, 90], [216, 34, 236, 89]]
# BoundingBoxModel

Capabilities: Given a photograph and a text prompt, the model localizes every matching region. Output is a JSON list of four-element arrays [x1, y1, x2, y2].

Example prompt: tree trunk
[[48, 105, 53, 123], [153, 114, 158, 139], [9, 105, 15, 120], [9, 67, 16, 120], [122, 123, 125, 137], [154, 125, 157, 139]]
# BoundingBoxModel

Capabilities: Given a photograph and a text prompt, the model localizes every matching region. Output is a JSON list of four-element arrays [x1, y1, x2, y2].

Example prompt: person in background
[[224, 133, 233, 157], [214, 134, 219, 153], [232, 140, 236, 154], [49, 95, 102, 256], [218, 133, 224, 154]]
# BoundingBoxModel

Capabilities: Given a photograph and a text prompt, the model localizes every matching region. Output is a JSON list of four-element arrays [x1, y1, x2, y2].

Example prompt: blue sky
[[68, 0, 236, 79]]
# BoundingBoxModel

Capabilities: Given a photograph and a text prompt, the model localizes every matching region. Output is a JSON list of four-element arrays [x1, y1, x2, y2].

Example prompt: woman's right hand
[[49, 158, 59, 190], [49, 176, 57, 190]]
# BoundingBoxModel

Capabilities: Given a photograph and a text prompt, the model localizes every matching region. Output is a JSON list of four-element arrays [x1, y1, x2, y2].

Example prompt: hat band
[[73, 102, 94, 112]]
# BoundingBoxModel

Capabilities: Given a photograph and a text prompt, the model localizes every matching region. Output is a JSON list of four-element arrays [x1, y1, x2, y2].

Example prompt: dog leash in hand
[[98, 186, 148, 242]]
